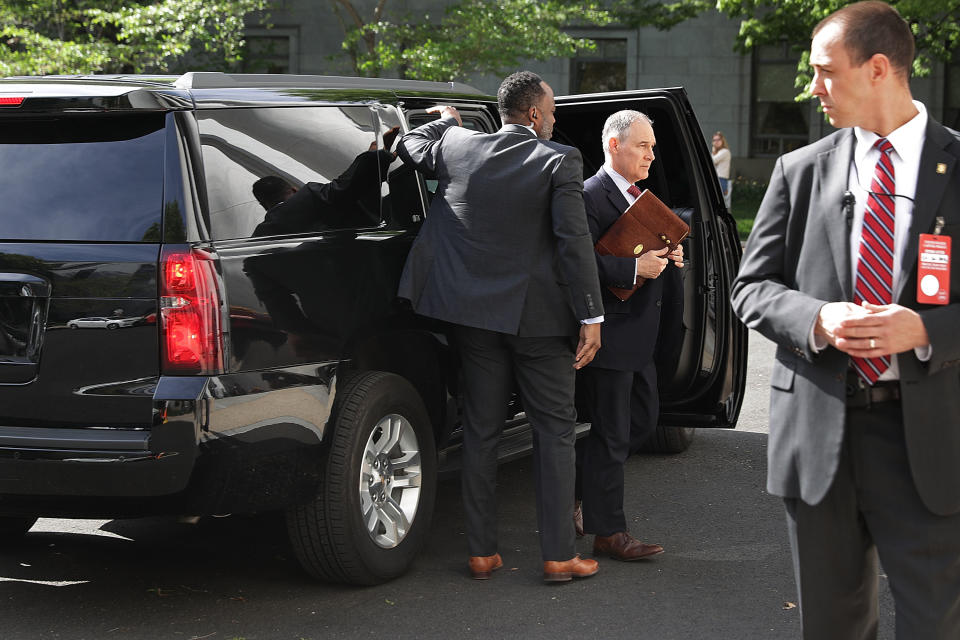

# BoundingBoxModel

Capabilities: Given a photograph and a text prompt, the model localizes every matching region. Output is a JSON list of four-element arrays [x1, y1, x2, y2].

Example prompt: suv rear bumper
[[0, 419, 198, 498], [0, 367, 335, 509]]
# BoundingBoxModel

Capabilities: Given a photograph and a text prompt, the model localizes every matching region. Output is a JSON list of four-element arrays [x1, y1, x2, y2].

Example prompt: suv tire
[[286, 371, 437, 585], [638, 425, 695, 454], [0, 516, 38, 543]]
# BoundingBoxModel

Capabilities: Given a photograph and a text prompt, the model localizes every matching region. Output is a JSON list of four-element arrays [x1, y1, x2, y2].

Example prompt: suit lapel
[[898, 119, 957, 301], [596, 168, 629, 216], [817, 130, 856, 300]]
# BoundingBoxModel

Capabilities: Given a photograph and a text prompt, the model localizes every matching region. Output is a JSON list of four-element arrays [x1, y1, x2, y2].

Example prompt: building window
[[751, 43, 809, 157], [570, 38, 627, 94], [242, 28, 299, 74]]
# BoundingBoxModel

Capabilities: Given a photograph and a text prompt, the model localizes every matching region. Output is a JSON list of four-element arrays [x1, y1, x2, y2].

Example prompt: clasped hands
[[815, 301, 929, 357], [637, 245, 684, 279]]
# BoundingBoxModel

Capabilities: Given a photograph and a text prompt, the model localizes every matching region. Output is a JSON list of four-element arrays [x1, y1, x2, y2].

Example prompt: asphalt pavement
[[0, 332, 896, 639]]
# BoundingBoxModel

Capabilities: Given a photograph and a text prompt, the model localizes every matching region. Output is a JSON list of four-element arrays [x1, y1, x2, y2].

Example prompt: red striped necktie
[[627, 184, 642, 198], [851, 137, 895, 385]]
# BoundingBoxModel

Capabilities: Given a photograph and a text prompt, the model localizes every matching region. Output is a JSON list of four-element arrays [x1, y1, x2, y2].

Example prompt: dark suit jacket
[[584, 168, 682, 371], [397, 118, 603, 337], [731, 118, 960, 516]]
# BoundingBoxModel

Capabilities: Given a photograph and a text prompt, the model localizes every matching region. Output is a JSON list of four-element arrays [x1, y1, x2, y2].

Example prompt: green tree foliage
[[0, 0, 268, 77], [331, 0, 613, 81], [613, 0, 714, 30], [714, 0, 960, 97]]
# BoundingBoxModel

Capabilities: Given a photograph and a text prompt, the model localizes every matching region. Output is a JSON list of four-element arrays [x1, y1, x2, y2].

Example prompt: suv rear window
[[197, 106, 383, 240], [0, 114, 165, 242]]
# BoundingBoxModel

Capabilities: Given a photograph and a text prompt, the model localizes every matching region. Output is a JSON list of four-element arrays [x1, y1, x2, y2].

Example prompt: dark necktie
[[851, 137, 896, 384], [627, 184, 642, 198]]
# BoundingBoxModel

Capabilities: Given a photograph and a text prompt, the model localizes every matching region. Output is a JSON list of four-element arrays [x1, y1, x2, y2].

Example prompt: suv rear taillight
[[160, 246, 224, 375]]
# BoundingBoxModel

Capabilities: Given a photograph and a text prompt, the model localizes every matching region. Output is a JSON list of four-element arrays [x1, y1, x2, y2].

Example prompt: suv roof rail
[[3, 74, 180, 86], [173, 71, 485, 95]]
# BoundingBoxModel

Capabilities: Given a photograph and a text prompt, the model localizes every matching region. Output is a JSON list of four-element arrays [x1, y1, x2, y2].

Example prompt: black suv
[[0, 72, 747, 585]]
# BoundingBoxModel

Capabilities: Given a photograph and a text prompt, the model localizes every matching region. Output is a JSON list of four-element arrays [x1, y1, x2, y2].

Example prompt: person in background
[[711, 131, 732, 209]]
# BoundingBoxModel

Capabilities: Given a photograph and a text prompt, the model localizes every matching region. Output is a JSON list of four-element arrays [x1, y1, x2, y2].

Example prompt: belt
[[845, 371, 901, 409]]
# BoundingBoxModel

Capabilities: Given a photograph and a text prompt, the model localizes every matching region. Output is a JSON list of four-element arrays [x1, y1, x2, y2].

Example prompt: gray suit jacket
[[731, 119, 960, 515], [397, 118, 603, 337]]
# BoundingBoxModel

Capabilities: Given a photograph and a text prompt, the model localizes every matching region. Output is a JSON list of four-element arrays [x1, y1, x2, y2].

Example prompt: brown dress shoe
[[573, 500, 584, 538], [468, 553, 503, 580], [543, 554, 599, 582], [593, 531, 664, 561]]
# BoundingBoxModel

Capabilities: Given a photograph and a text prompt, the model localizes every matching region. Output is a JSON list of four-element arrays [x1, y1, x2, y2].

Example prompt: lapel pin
[[937, 162, 947, 174]]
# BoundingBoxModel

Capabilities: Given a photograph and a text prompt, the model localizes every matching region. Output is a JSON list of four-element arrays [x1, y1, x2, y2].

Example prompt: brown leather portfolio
[[594, 189, 690, 301]]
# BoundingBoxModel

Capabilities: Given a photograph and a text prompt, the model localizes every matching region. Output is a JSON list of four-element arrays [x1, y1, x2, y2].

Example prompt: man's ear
[[868, 53, 890, 84], [607, 137, 619, 155]]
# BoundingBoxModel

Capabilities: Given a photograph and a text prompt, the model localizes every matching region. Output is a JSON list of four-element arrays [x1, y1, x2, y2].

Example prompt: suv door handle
[[0, 272, 51, 298]]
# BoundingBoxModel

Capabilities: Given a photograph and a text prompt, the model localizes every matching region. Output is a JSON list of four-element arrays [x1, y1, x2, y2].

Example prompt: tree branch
[[332, 0, 366, 31]]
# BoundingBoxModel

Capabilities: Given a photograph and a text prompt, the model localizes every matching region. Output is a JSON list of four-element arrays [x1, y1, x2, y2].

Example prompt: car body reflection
[[66, 316, 141, 330]]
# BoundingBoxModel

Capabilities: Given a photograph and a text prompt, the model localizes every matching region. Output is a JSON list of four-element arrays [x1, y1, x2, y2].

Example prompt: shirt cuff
[[809, 323, 828, 353], [634, 258, 640, 285], [581, 316, 604, 324], [915, 344, 932, 362]]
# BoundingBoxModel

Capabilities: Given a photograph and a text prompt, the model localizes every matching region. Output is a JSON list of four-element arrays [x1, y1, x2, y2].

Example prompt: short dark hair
[[813, 1, 914, 78], [497, 71, 545, 120], [252, 175, 295, 210]]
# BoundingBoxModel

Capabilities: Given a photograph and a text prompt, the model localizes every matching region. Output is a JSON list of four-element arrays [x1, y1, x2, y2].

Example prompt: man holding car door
[[396, 71, 606, 583]]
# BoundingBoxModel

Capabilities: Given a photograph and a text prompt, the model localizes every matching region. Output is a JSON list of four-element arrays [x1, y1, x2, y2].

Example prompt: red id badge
[[917, 234, 951, 305]]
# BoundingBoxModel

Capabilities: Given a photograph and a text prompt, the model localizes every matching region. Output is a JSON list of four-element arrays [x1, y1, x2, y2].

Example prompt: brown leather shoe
[[573, 500, 584, 538], [593, 531, 664, 561], [543, 554, 599, 582], [468, 553, 503, 580]]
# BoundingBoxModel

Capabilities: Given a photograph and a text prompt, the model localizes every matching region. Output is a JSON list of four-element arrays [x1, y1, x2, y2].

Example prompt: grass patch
[[729, 176, 768, 241]]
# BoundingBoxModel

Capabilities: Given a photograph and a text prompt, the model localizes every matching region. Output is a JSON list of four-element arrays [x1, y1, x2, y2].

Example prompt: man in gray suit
[[732, 2, 960, 637], [397, 71, 605, 583]]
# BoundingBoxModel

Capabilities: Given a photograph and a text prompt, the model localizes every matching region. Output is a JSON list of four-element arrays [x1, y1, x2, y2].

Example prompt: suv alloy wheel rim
[[359, 413, 422, 548]]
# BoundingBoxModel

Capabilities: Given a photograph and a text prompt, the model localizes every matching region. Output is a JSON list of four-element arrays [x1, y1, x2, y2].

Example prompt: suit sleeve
[[584, 188, 638, 289], [397, 116, 459, 176], [551, 148, 604, 320], [730, 157, 827, 359]]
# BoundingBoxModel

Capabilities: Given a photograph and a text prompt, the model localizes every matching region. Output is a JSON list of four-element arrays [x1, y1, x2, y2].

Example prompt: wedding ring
[[869, 338, 876, 349]]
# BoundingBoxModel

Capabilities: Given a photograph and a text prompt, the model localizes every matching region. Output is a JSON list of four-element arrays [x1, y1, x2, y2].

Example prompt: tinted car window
[[198, 106, 385, 240], [0, 115, 165, 242]]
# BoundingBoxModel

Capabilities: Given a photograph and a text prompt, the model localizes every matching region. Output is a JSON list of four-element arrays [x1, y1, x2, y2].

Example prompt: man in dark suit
[[732, 2, 960, 636], [574, 110, 682, 561], [397, 71, 605, 583]]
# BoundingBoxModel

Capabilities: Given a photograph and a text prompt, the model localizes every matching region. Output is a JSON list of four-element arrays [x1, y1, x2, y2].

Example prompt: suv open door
[[556, 88, 748, 449]]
